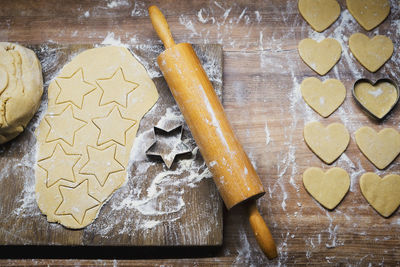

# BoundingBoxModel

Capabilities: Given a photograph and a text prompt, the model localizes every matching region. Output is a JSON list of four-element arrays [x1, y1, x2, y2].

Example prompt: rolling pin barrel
[[149, 5, 277, 259], [157, 43, 265, 209]]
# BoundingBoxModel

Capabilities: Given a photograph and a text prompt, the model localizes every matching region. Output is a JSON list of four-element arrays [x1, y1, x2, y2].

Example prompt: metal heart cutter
[[352, 78, 399, 120]]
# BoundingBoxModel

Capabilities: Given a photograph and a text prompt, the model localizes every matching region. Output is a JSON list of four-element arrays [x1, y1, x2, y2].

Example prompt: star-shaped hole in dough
[[45, 105, 87, 146], [55, 179, 100, 225], [146, 125, 192, 168], [38, 143, 81, 188], [96, 67, 139, 108], [55, 68, 96, 109], [92, 106, 136, 146], [79, 144, 125, 186]]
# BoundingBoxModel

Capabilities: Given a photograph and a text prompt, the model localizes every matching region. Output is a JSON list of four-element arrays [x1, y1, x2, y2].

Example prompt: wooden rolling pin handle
[[149, 5, 277, 260], [149, 5, 176, 49], [248, 200, 278, 260]]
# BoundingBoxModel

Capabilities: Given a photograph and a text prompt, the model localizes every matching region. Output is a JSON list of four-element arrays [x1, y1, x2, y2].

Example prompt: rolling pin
[[149, 6, 277, 259]]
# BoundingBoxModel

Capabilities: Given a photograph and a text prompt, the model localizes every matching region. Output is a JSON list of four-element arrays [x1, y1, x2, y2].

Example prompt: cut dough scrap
[[347, 0, 390, 31], [303, 167, 350, 210], [300, 77, 346, 117], [35, 46, 159, 229], [303, 121, 349, 164], [298, 0, 341, 32], [349, 33, 393, 72], [354, 80, 398, 119], [0, 42, 43, 144], [298, 38, 342, 76], [355, 126, 400, 170], [360, 173, 400, 217]]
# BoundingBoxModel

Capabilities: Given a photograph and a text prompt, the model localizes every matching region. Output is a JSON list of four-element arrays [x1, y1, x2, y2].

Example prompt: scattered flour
[[1, 0, 399, 264], [264, 121, 271, 145], [368, 88, 383, 97], [106, 0, 130, 9], [101, 32, 124, 46]]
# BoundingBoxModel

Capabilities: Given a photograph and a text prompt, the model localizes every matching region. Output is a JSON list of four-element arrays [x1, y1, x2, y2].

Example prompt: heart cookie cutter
[[352, 78, 399, 121], [145, 124, 192, 168]]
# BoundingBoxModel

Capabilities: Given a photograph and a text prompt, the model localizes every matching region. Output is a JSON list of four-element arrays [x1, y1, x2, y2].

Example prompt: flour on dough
[[303, 167, 350, 210], [298, 38, 342, 76], [298, 0, 341, 32], [354, 80, 397, 119], [346, 0, 390, 31], [0, 42, 43, 144], [355, 126, 400, 170], [303, 121, 349, 164], [35, 46, 159, 229], [360, 173, 400, 218], [300, 77, 346, 118], [349, 33, 393, 73]]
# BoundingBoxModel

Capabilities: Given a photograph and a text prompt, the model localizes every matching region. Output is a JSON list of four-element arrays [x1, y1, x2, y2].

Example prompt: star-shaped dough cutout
[[96, 68, 139, 107], [92, 106, 136, 146], [146, 125, 192, 168], [55, 179, 100, 224], [38, 143, 81, 187], [55, 68, 96, 109], [79, 144, 125, 186], [45, 105, 87, 146]]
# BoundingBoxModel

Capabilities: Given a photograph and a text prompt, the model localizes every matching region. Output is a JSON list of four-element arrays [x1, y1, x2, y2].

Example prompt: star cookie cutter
[[352, 78, 399, 121], [145, 124, 192, 168]]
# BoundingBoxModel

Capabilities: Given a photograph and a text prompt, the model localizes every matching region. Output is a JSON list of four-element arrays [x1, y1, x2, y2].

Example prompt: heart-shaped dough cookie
[[353, 79, 398, 119], [298, 38, 342, 76], [298, 0, 341, 32], [304, 121, 350, 164], [360, 173, 400, 217], [347, 0, 390, 31], [303, 167, 350, 210], [355, 127, 400, 169], [301, 77, 346, 117], [349, 33, 393, 72]]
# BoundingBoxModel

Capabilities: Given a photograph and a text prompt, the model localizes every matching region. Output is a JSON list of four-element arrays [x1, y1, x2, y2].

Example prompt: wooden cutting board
[[0, 43, 223, 246]]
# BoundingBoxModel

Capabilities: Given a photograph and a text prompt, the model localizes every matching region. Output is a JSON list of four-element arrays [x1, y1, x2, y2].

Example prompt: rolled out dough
[[298, 0, 341, 32], [360, 173, 400, 218], [303, 167, 350, 210], [346, 0, 390, 31], [355, 126, 400, 170], [349, 33, 393, 73], [0, 42, 43, 144], [354, 80, 397, 119], [35, 46, 159, 229], [298, 38, 342, 76], [303, 121, 349, 164], [300, 77, 346, 118]]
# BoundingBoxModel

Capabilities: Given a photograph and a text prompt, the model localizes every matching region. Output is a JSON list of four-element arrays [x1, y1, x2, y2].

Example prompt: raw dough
[[349, 33, 393, 72], [298, 0, 341, 32], [300, 77, 346, 117], [360, 173, 400, 217], [354, 80, 398, 119], [35, 46, 159, 229], [298, 38, 342, 76], [303, 121, 349, 164], [303, 167, 350, 210], [0, 42, 43, 144], [355, 126, 400, 170], [346, 0, 390, 31]]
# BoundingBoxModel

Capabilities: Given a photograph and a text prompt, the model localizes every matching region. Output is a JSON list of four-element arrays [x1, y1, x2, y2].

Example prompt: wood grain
[[1, 0, 400, 265], [0, 44, 223, 246]]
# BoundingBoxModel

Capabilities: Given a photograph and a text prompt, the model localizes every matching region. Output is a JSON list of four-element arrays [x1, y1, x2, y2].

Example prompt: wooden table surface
[[1, 0, 400, 266]]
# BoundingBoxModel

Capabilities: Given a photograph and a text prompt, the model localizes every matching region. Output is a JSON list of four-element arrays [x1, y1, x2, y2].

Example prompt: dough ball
[[0, 42, 43, 144]]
